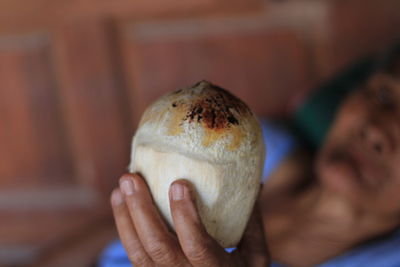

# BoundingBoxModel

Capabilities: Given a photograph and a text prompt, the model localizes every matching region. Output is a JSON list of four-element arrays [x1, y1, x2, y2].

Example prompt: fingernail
[[171, 183, 184, 201], [121, 179, 135, 195], [111, 190, 123, 206]]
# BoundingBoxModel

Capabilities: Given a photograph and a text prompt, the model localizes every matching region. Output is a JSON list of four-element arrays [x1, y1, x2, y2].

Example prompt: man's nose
[[358, 123, 391, 155]]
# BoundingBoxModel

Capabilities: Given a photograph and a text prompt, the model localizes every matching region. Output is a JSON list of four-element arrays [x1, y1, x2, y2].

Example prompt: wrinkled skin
[[259, 72, 400, 267], [317, 73, 400, 217], [111, 174, 269, 267]]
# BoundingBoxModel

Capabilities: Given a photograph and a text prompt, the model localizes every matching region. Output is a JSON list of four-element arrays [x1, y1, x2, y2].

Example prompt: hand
[[111, 173, 269, 267]]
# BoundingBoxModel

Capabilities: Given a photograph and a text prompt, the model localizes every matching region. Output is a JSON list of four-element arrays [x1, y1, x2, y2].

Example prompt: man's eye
[[376, 86, 396, 109]]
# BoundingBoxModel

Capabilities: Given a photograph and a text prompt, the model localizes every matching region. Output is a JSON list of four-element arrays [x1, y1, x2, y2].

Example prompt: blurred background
[[0, 0, 400, 266]]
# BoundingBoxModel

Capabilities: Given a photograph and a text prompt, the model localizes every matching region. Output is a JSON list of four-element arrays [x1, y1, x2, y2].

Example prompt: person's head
[[316, 71, 400, 218]]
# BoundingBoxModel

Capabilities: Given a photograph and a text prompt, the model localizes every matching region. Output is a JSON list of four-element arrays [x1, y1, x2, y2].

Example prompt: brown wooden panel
[[0, 0, 263, 33], [316, 0, 400, 79], [120, 16, 314, 121], [52, 20, 132, 197], [0, 33, 74, 188], [0, 210, 112, 266]]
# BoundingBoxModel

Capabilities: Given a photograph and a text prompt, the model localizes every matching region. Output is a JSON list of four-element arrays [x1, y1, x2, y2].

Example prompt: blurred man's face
[[316, 73, 400, 216]]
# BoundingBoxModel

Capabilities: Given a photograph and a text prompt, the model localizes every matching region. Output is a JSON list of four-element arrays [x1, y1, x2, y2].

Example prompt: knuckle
[[124, 240, 152, 266], [146, 238, 178, 263], [127, 250, 151, 266], [183, 239, 211, 262]]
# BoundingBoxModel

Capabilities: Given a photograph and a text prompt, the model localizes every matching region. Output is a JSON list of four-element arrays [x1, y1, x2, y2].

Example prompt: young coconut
[[129, 80, 265, 248]]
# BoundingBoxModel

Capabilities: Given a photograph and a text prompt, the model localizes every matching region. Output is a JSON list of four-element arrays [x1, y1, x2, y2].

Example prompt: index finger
[[111, 188, 152, 266], [120, 173, 188, 266]]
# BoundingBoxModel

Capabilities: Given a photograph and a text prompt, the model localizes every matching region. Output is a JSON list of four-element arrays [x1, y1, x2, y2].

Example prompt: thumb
[[238, 201, 270, 267]]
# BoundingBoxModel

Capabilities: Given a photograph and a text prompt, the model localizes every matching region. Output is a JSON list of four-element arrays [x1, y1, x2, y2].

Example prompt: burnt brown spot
[[184, 81, 251, 130], [172, 89, 183, 95], [193, 80, 204, 88], [227, 115, 239, 125]]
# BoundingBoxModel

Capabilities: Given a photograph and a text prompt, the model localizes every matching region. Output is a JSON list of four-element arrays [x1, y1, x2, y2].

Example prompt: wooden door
[[0, 21, 133, 266]]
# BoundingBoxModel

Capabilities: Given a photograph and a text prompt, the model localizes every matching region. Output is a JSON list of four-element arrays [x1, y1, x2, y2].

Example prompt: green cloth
[[293, 57, 376, 149]]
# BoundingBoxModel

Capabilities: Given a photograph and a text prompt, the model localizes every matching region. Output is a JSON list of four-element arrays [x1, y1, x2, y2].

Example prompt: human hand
[[111, 173, 269, 267]]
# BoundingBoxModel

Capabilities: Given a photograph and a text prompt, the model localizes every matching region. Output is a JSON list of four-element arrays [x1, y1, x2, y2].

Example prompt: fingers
[[238, 201, 270, 267], [111, 188, 152, 266], [169, 180, 225, 267], [119, 174, 189, 267]]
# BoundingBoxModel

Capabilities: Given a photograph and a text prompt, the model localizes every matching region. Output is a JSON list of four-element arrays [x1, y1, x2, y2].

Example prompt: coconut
[[129, 80, 265, 247]]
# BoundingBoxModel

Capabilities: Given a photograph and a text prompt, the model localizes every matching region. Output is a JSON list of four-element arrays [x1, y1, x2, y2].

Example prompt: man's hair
[[376, 42, 400, 76]]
